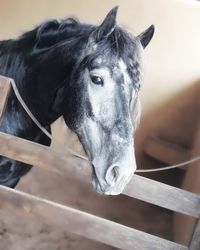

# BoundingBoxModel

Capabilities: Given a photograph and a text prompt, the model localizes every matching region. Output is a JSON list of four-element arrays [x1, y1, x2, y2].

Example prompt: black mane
[[0, 17, 139, 72], [0, 18, 92, 76]]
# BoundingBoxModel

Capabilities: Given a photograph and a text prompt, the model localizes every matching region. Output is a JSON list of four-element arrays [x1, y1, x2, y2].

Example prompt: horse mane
[[0, 18, 91, 83], [0, 17, 140, 90], [0, 18, 90, 55], [18, 18, 87, 49]]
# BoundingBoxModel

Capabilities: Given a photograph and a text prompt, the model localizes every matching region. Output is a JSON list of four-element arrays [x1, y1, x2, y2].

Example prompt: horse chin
[[92, 175, 130, 196], [91, 167, 133, 196], [77, 123, 136, 195]]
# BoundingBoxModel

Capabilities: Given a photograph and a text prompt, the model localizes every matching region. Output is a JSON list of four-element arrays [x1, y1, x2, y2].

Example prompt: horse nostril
[[105, 165, 120, 185]]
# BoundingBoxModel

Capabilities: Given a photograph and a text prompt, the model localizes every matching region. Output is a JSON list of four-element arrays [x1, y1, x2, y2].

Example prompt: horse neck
[[0, 30, 88, 139], [24, 38, 87, 126], [0, 40, 30, 137]]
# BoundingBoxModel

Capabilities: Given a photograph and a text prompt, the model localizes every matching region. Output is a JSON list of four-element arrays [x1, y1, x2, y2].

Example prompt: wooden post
[[0, 76, 11, 125], [189, 218, 200, 250]]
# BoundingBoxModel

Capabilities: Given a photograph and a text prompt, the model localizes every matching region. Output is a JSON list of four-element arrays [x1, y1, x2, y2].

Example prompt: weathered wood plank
[[0, 131, 90, 179], [0, 185, 188, 250], [189, 218, 200, 250], [0, 76, 11, 124], [124, 175, 200, 218], [0, 132, 199, 218]]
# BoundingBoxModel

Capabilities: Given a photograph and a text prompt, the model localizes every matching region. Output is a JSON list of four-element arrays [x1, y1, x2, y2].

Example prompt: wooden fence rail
[[0, 185, 188, 250], [0, 131, 199, 218], [0, 76, 199, 249]]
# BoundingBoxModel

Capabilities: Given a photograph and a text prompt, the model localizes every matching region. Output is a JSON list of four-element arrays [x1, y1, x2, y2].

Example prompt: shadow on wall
[[135, 80, 200, 184]]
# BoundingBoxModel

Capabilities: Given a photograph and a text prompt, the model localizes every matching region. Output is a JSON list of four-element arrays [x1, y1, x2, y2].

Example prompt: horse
[[0, 7, 154, 195]]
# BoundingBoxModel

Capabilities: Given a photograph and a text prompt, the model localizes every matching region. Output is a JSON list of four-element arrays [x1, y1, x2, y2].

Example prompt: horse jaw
[[92, 142, 136, 195], [78, 117, 136, 195]]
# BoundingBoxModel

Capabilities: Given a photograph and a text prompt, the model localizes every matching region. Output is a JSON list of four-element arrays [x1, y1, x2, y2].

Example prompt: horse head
[[62, 7, 154, 195]]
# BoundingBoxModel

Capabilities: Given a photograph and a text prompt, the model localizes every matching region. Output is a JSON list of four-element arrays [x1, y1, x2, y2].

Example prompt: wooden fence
[[0, 76, 199, 250]]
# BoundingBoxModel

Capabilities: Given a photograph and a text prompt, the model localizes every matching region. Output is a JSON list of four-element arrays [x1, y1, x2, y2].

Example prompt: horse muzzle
[[91, 148, 136, 195]]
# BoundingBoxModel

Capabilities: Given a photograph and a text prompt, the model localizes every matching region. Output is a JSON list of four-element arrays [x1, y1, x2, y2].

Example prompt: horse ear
[[137, 25, 155, 48], [90, 6, 118, 43]]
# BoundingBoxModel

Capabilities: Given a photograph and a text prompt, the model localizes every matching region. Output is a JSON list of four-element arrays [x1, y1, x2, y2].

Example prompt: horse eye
[[91, 75, 104, 86]]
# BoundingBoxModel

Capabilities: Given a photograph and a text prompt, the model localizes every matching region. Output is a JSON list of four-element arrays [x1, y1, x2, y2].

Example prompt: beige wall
[[1, 0, 200, 114], [1, 3, 200, 115]]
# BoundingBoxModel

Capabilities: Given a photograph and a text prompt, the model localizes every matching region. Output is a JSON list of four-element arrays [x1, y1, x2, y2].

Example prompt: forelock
[[80, 26, 141, 90]]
